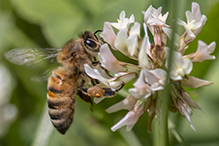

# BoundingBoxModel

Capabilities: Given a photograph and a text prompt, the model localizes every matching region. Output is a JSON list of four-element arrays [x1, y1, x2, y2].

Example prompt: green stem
[[31, 103, 54, 146], [153, 1, 179, 146]]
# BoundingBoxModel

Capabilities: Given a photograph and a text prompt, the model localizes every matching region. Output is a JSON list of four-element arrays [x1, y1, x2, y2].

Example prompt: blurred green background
[[1, 0, 219, 146]]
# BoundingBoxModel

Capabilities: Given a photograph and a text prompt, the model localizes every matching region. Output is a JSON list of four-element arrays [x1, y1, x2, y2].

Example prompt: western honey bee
[[5, 31, 115, 134]]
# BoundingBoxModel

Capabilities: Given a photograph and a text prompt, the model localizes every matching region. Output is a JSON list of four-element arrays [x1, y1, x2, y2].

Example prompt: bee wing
[[31, 69, 54, 82], [4, 48, 62, 67]]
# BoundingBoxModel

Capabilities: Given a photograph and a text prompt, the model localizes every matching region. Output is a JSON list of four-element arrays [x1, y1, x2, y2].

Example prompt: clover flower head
[[85, 2, 216, 133]]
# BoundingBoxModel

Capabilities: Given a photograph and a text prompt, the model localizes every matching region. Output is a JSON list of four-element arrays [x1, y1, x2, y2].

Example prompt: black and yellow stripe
[[47, 67, 77, 134]]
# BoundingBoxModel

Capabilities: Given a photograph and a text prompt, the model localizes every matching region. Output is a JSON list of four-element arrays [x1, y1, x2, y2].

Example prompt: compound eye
[[85, 39, 97, 49], [71, 52, 77, 57]]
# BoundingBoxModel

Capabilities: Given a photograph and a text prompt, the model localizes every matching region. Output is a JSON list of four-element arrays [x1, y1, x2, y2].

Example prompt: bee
[[5, 31, 115, 134]]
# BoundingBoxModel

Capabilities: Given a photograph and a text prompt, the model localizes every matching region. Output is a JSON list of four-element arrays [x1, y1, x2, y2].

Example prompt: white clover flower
[[165, 47, 193, 81], [143, 5, 169, 28], [188, 40, 216, 62], [178, 2, 207, 51], [98, 44, 126, 73], [191, 2, 207, 35], [114, 28, 130, 56], [100, 22, 117, 49], [113, 23, 142, 59], [128, 70, 152, 99], [84, 64, 136, 91], [142, 5, 169, 46], [143, 68, 166, 91], [85, 3, 216, 133], [127, 22, 141, 57], [138, 23, 151, 69], [106, 95, 138, 113], [177, 14, 200, 39], [109, 72, 136, 89], [178, 2, 207, 36], [181, 76, 212, 88], [111, 10, 135, 30], [111, 102, 145, 132]]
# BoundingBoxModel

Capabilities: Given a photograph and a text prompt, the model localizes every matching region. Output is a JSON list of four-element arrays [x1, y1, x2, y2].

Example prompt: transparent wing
[[4, 48, 62, 67], [31, 69, 54, 82]]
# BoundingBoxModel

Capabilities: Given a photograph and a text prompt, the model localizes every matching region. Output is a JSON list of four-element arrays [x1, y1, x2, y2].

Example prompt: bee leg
[[91, 78, 100, 86], [93, 30, 103, 40], [91, 78, 96, 86], [94, 30, 102, 35], [78, 78, 99, 95], [102, 88, 116, 97], [79, 79, 89, 95], [79, 79, 85, 88], [83, 68, 100, 86], [77, 90, 93, 111], [92, 59, 99, 67]]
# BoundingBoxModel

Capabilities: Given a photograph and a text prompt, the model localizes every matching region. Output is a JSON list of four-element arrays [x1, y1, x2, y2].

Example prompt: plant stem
[[31, 103, 53, 146], [153, 1, 179, 146]]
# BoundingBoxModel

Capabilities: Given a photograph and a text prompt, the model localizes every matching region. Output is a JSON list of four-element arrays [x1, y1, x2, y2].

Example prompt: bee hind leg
[[77, 90, 93, 111]]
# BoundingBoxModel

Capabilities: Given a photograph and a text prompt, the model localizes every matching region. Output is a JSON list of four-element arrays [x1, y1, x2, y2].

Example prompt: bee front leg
[[91, 78, 99, 86], [92, 60, 99, 67], [78, 79, 94, 109], [91, 59, 113, 78], [79, 79, 88, 95]]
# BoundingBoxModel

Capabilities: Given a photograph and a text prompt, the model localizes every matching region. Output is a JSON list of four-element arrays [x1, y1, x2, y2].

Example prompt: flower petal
[[129, 70, 152, 99], [114, 28, 129, 56], [165, 47, 193, 81], [181, 90, 204, 112], [139, 24, 151, 69], [181, 76, 212, 88], [98, 44, 126, 73], [111, 103, 145, 132], [162, 27, 180, 47], [111, 10, 135, 30], [100, 22, 116, 49], [84, 64, 110, 87], [106, 96, 138, 113], [127, 35, 138, 57], [94, 96, 106, 104], [129, 22, 140, 36], [192, 2, 202, 21], [190, 40, 216, 62]]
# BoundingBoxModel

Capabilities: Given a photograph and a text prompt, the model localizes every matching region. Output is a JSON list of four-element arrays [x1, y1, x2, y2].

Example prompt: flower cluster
[[85, 2, 215, 132]]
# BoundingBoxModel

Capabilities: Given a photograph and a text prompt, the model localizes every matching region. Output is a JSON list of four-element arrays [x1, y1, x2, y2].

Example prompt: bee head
[[80, 31, 102, 56], [57, 40, 86, 72], [57, 31, 102, 74]]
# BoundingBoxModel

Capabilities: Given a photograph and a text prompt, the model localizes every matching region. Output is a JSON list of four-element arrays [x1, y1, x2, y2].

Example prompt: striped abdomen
[[47, 67, 78, 134]]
